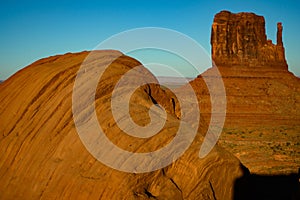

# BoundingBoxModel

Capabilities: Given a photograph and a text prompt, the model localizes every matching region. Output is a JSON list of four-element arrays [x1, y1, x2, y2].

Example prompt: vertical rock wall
[[211, 10, 287, 69]]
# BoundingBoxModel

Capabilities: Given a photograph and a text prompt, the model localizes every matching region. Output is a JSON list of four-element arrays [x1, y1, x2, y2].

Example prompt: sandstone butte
[[184, 11, 300, 175], [0, 10, 299, 199]]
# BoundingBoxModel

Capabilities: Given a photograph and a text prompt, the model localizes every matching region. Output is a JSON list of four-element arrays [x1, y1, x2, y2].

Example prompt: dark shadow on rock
[[234, 167, 300, 200]]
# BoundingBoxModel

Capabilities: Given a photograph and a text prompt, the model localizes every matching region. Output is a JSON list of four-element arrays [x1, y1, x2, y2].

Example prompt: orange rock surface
[[0, 51, 246, 199]]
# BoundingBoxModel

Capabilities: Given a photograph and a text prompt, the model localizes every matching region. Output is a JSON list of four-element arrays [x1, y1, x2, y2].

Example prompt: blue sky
[[1, 0, 299, 79]]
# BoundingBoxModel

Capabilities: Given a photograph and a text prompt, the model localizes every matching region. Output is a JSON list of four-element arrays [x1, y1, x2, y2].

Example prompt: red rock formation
[[188, 11, 300, 174], [211, 10, 287, 69]]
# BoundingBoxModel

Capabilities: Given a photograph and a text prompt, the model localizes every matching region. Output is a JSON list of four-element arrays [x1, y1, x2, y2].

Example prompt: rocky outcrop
[[211, 10, 287, 69], [0, 51, 246, 199]]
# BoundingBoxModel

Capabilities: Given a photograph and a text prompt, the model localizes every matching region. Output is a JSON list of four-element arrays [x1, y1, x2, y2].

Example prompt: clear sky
[[1, 0, 299, 80]]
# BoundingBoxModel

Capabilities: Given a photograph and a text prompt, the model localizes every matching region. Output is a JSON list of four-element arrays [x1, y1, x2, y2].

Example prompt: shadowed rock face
[[211, 10, 287, 69], [0, 51, 246, 199]]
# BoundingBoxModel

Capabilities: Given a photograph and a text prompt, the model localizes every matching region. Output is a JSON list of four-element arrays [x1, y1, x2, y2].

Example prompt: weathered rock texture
[[0, 51, 246, 199], [211, 10, 287, 69]]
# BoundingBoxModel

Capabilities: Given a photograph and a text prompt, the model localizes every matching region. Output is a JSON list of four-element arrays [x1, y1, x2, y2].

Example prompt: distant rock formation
[[211, 10, 287, 69], [187, 11, 300, 175]]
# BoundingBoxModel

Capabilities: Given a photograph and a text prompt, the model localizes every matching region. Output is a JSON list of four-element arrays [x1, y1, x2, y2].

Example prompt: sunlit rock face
[[0, 50, 246, 199], [211, 10, 287, 70]]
